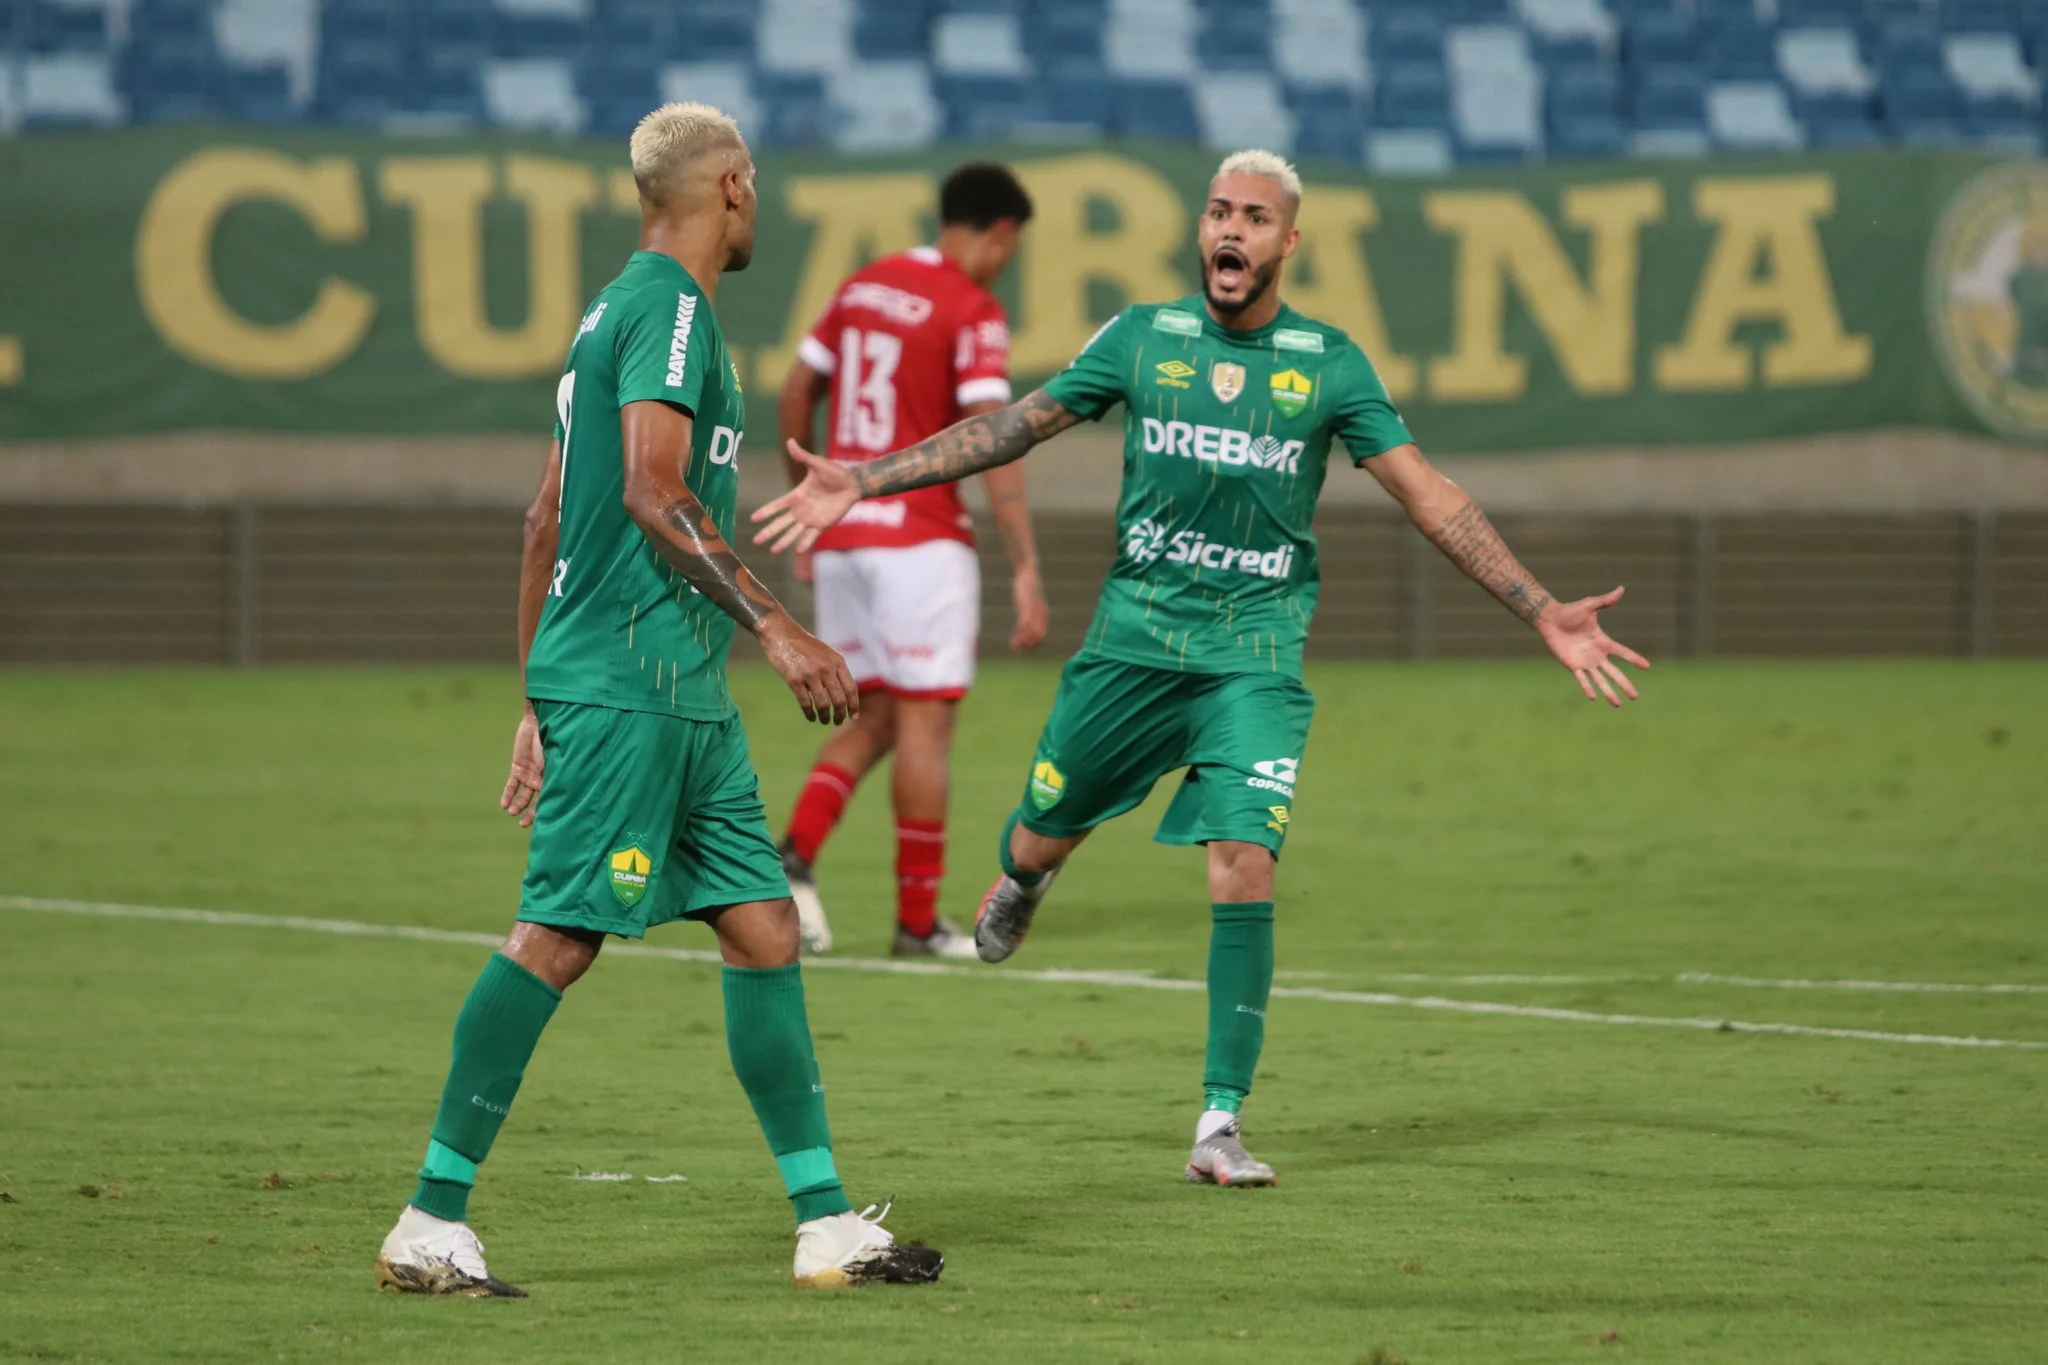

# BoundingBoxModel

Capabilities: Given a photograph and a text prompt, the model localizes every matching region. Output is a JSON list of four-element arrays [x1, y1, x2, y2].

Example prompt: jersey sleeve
[[797, 292, 844, 378], [615, 282, 716, 415], [1331, 343, 1414, 463], [1042, 308, 1136, 421], [952, 295, 1013, 408]]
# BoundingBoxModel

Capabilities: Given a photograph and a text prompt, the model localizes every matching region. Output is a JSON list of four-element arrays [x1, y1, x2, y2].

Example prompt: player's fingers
[[795, 524, 823, 554], [751, 512, 791, 547], [789, 677, 819, 722], [1611, 641, 1652, 670], [1600, 657, 1639, 701], [1594, 584, 1626, 609], [1591, 667, 1622, 708], [751, 498, 791, 526], [1572, 668, 1598, 703]]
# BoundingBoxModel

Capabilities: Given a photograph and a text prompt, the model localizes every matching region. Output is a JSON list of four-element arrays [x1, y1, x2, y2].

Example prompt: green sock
[[1204, 901, 1275, 1106], [723, 964, 853, 1224], [409, 952, 562, 1222], [998, 809, 1048, 889]]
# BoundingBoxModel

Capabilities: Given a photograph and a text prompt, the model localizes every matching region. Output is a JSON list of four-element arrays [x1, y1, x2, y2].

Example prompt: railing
[[1, 505, 2043, 665]]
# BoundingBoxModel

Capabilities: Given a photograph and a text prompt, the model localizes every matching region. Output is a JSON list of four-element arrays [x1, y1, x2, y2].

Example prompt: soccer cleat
[[781, 841, 833, 955], [890, 917, 981, 960], [972, 868, 1057, 964], [373, 1205, 527, 1298], [1185, 1117, 1277, 1188], [792, 1202, 944, 1290]]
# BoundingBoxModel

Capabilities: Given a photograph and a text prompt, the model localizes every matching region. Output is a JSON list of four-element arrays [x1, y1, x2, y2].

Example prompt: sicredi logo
[[1139, 418, 1303, 474], [1122, 524, 1296, 581]]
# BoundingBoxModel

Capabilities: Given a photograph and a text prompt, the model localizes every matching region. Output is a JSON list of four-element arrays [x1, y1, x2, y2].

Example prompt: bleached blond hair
[[631, 102, 748, 205], [1215, 149, 1302, 211]]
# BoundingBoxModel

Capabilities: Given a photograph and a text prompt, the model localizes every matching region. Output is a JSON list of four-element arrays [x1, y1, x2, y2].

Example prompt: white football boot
[[1185, 1116, 1278, 1188], [781, 841, 833, 955], [890, 917, 982, 960], [792, 1202, 944, 1289], [374, 1205, 526, 1297]]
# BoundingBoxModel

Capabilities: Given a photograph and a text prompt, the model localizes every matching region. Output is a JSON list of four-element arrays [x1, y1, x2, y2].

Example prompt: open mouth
[[1210, 246, 1249, 293]]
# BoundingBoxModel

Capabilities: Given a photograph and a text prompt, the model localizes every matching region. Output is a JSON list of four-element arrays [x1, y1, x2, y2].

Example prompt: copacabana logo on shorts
[[609, 845, 652, 908], [1140, 418, 1303, 474], [1029, 760, 1065, 811], [1249, 757, 1298, 796], [1125, 518, 1167, 563], [1928, 162, 2048, 440]]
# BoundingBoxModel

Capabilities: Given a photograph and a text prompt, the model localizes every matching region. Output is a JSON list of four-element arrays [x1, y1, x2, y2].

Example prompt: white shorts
[[812, 540, 980, 699]]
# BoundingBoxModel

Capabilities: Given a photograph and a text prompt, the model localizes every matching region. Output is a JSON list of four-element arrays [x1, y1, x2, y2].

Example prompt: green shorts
[[1017, 654, 1315, 856], [518, 700, 789, 938]]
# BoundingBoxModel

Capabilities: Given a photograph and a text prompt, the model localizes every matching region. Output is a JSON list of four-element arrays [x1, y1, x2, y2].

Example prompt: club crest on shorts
[[1270, 369, 1313, 419], [1029, 760, 1065, 811], [1209, 361, 1246, 404], [608, 844, 652, 908]]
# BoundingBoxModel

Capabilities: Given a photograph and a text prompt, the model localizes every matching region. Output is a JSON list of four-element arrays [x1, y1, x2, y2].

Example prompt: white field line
[[1282, 969, 2048, 996], [1678, 971, 2048, 996], [3, 894, 2044, 1054]]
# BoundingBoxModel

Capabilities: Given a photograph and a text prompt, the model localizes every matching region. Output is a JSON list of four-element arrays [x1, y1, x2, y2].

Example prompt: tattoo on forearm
[[651, 491, 784, 632], [1427, 499, 1554, 624], [853, 389, 1080, 497]]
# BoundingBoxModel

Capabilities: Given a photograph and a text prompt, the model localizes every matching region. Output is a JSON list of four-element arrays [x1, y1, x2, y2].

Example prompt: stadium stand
[[4, 0, 2044, 164]]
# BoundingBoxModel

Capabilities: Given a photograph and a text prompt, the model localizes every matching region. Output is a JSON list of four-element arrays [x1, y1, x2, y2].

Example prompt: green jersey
[[1043, 296, 1412, 676], [526, 251, 748, 720]]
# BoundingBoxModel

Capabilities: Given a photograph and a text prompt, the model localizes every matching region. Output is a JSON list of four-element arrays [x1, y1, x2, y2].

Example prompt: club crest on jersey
[[1029, 760, 1065, 811], [1210, 362, 1246, 403], [608, 845, 653, 908], [1270, 369, 1313, 418]]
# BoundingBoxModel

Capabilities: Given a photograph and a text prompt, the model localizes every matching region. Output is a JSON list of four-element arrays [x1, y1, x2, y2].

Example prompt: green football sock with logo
[[723, 963, 854, 1224], [1202, 901, 1275, 1117], [409, 952, 562, 1223], [998, 809, 1049, 889]]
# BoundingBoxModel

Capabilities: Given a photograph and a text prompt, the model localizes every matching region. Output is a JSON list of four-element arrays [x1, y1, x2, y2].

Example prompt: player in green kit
[[373, 103, 941, 1297], [754, 150, 1648, 1186]]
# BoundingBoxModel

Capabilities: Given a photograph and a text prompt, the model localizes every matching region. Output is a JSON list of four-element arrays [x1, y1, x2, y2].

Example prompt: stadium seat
[[1115, 79, 1201, 140], [21, 52, 123, 125], [122, 36, 216, 123], [1271, 0, 1368, 94], [1372, 61, 1450, 129], [1779, 27, 1875, 99], [1193, 72, 1295, 152], [129, 0, 216, 46], [320, 0, 406, 49], [758, 0, 857, 75], [217, 62, 300, 124], [1944, 33, 2037, 108], [1692, 0, 1761, 23], [1104, 0, 1198, 78], [828, 61, 942, 150], [1624, 12, 1696, 68], [1516, 0, 1617, 55], [1549, 113, 1629, 159], [579, 46, 662, 134], [1776, 0, 1863, 23], [1374, 9, 1445, 66], [482, 58, 585, 134], [1291, 98, 1366, 162], [1704, 16, 1780, 80], [216, 0, 318, 105], [1968, 105, 2040, 153], [1942, 0, 2023, 33], [26, 0, 109, 53], [1630, 126, 1711, 156], [1197, 6, 1273, 73], [1365, 127, 1452, 175], [1805, 115, 1885, 147], [1447, 27, 1541, 160], [1882, 64, 1966, 126], [1870, 16, 1945, 75], [853, 5, 931, 61], [1026, 72, 1114, 132], [1633, 65, 1707, 129], [933, 11, 1031, 76], [1547, 63, 1621, 120], [421, 6, 498, 66], [659, 61, 762, 137], [1706, 80, 1804, 150], [318, 39, 406, 125], [1021, 1, 1107, 77]]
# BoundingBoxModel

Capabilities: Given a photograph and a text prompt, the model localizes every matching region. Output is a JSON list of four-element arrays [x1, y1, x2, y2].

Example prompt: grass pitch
[[1, 660, 2044, 1363]]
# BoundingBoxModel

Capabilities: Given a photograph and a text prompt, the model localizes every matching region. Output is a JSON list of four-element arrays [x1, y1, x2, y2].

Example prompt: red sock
[[785, 763, 856, 865], [895, 819, 946, 938]]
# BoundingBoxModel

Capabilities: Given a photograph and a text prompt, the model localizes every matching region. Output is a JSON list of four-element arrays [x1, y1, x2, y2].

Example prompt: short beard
[[1203, 258, 1279, 318], [725, 241, 754, 273]]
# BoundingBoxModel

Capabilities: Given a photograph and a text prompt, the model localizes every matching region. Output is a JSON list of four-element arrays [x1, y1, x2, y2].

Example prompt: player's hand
[[1010, 564, 1048, 653], [752, 443, 861, 555], [1536, 586, 1651, 708], [500, 704, 544, 827], [759, 611, 859, 725], [793, 549, 815, 585]]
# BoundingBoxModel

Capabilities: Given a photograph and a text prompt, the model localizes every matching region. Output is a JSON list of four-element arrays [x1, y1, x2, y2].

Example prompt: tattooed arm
[[620, 400, 857, 725], [752, 388, 1082, 554], [1365, 441, 1651, 707]]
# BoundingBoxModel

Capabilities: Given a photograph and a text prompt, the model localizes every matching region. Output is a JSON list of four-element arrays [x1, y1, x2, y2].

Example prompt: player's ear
[[1281, 224, 1301, 259]]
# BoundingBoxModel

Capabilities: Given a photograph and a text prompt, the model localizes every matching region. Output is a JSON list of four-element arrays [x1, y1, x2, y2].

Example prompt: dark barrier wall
[[7, 130, 2048, 447], [2, 504, 2041, 664]]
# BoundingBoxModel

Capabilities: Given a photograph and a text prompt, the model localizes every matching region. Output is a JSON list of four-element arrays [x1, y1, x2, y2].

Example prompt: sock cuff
[[1211, 900, 1275, 923], [774, 1146, 842, 1197], [722, 961, 803, 991], [421, 1138, 480, 1185], [804, 762, 857, 796], [896, 818, 946, 837], [488, 951, 565, 1002]]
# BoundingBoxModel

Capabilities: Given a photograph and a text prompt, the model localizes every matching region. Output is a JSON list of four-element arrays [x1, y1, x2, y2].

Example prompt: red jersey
[[798, 246, 1013, 551]]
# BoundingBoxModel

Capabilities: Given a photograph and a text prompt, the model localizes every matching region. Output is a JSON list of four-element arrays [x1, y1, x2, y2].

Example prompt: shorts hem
[[516, 906, 668, 940], [1018, 809, 1098, 841], [682, 883, 795, 916], [1153, 827, 1285, 858]]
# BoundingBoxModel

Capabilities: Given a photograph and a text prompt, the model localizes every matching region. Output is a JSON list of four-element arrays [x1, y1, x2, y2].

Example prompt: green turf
[[2, 661, 2044, 1363]]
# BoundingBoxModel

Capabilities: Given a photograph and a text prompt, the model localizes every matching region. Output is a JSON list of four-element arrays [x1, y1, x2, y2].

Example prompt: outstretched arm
[[620, 400, 857, 725], [751, 388, 1083, 554], [1365, 442, 1650, 706]]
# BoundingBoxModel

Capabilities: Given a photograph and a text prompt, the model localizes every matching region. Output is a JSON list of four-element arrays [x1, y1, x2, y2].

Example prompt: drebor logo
[[1122, 523, 1297, 580], [1140, 418, 1303, 474]]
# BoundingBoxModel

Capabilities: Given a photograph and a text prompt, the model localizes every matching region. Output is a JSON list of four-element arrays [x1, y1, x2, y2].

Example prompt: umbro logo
[[1154, 359, 1196, 389]]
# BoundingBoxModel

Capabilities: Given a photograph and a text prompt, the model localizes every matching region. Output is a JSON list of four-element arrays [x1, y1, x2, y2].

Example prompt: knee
[[500, 921, 603, 991], [1207, 841, 1276, 903], [731, 897, 801, 969]]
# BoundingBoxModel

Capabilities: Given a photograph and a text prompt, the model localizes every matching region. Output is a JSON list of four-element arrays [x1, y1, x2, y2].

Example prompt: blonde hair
[[631, 102, 747, 205], [1215, 149, 1302, 211]]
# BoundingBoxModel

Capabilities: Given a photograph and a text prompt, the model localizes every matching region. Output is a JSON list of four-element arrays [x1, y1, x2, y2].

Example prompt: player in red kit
[[776, 163, 1047, 958]]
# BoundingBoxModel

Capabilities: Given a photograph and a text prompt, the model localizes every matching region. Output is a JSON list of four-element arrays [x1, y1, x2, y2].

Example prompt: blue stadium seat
[[1776, 0, 1862, 23], [321, 0, 407, 49], [1869, 16, 1944, 72], [1292, 102, 1366, 163], [1530, 31, 1606, 70], [27, 0, 109, 53], [497, 11, 585, 61], [855, 8, 931, 61], [1548, 64, 1622, 120], [419, 7, 495, 68], [588, 7, 666, 58], [217, 63, 299, 125], [1882, 65, 1965, 125], [319, 38, 406, 126], [580, 45, 662, 132], [1942, 0, 2023, 32], [130, 0, 217, 46], [1633, 65, 1708, 127], [1624, 12, 1697, 67], [1704, 17, 1780, 80], [1692, 0, 1760, 22], [943, 0, 1024, 13], [1198, 8, 1272, 72], [1032, 74, 1114, 130], [1372, 62, 1451, 130], [1116, 81, 1201, 140], [755, 73, 830, 148], [1550, 113, 1629, 159], [1374, 10, 1446, 66], [1804, 116, 1885, 147], [1021, 2, 1105, 75], [124, 37, 216, 123], [671, 15, 755, 62]]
